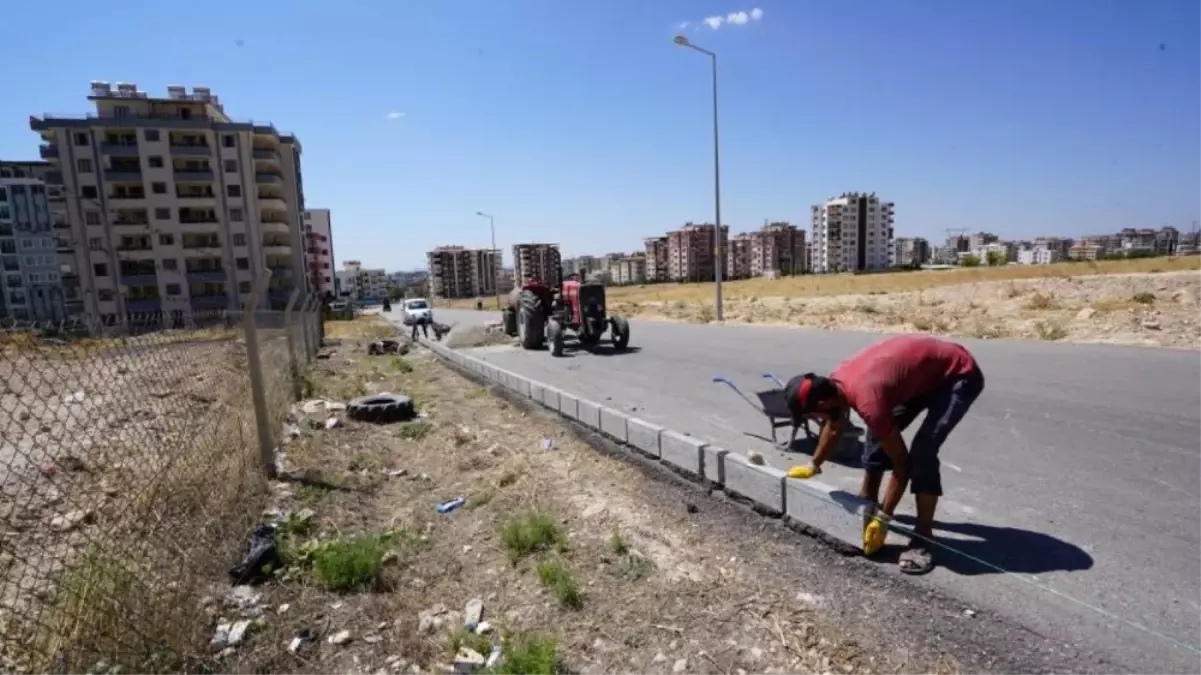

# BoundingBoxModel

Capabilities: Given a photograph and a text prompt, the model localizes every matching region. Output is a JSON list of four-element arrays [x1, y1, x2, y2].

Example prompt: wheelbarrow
[[712, 373, 825, 449]]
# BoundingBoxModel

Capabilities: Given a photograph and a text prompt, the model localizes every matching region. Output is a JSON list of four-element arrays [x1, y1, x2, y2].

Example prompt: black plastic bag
[[229, 523, 281, 585]]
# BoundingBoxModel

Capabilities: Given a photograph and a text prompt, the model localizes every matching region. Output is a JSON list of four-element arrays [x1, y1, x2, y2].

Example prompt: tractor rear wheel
[[610, 316, 630, 351], [518, 290, 545, 350]]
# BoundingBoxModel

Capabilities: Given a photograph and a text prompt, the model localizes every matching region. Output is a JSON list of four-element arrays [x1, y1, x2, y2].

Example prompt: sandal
[[898, 544, 936, 575]]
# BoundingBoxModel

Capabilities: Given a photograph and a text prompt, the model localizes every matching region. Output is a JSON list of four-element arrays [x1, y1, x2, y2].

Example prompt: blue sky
[[1, 0, 1197, 271]]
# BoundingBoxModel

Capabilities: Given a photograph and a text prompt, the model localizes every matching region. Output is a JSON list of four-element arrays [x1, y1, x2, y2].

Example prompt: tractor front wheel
[[548, 318, 565, 357], [609, 316, 630, 351]]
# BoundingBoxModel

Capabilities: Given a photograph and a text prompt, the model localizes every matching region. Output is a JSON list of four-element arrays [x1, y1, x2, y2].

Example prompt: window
[[20, 239, 33, 249], [148, 156, 164, 168], [73, 133, 89, 147], [236, 257, 249, 270], [166, 283, 181, 296], [81, 186, 98, 199], [224, 159, 238, 173], [93, 263, 108, 277], [239, 281, 251, 293], [303, 211, 311, 218], [88, 238, 102, 250], [98, 289, 114, 301], [152, 182, 167, 194], [233, 233, 246, 246], [113, 106, 130, 118], [227, 185, 241, 198], [223, 135, 236, 148], [84, 211, 101, 226], [230, 208, 244, 222], [158, 234, 174, 246], [155, 208, 170, 220], [144, 129, 160, 142], [162, 258, 177, 270], [76, 159, 93, 173]]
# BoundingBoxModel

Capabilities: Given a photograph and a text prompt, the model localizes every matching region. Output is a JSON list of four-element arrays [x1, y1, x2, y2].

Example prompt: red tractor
[[502, 271, 631, 357]]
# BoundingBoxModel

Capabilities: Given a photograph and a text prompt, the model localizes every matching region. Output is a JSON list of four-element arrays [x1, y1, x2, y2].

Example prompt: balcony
[[108, 191, 146, 201], [261, 220, 290, 235], [174, 169, 214, 182], [100, 142, 140, 157], [179, 215, 219, 225], [253, 149, 281, 163], [268, 266, 292, 278], [190, 294, 229, 310], [262, 244, 292, 256], [259, 197, 288, 212], [255, 172, 283, 185], [55, 238, 72, 252], [169, 144, 211, 157], [175, 190, 215, 203], [119, 273, 158, 286], [0, 224, 12, 237], [39, 144, 58, 159], [104, 169, 143, 182], [125, 298, 162, 313], [113, 216, 150, 227], [185, 269, 227, 283]]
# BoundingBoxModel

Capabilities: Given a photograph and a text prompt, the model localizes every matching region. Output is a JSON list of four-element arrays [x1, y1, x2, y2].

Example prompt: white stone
[[329, 629, 353, 645]]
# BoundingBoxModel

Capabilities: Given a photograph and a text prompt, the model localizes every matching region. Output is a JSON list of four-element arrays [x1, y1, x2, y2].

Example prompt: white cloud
[[697, 7, 763, 30], [678, 20, 690, 30], [385, 111, 405, 120]]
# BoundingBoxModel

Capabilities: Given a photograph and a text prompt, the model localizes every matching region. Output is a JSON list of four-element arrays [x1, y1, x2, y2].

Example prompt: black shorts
[[861, 366, 985, 496]]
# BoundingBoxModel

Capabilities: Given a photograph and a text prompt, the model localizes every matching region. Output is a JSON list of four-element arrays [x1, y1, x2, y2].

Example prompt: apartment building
[[666, 223, 728, 282], [337, 260, 390, 299], [727, 233, 754, 280], [1117, 227, 1178, 256], [1017, 245, 1062, 265], [810, 192, 894, 273], [0, 178, 67, 323], [30, 81, 308, 319], [427, 246, 499, 299], [890, 237, 930, 267], [960, 241, 1016, 265], [608, 253, 647, 285], [512, 243, 561, 288], [302, 208, 335, 296], [643, 236, 669, 282]]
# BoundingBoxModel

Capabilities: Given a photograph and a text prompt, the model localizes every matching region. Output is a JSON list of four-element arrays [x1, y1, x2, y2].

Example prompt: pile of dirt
[[444, 323, 513, 350], [209, 328, 968, 675]]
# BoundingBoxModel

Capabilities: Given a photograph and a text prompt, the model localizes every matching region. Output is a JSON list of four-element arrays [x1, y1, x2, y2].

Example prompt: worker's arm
[[809, 415, 843, 470], [877, 428, 910, 516]]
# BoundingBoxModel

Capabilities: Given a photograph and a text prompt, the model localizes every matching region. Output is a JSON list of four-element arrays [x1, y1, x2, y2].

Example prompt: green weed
[[501, 510, 566, 563], [536, 562, 582, 610]]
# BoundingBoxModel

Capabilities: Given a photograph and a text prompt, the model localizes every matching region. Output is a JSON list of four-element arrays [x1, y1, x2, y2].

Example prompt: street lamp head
[[673, 35, 690, 46]]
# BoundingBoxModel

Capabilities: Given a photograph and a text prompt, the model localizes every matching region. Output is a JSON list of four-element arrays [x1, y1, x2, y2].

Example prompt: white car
[[403, 298, 432, 325]]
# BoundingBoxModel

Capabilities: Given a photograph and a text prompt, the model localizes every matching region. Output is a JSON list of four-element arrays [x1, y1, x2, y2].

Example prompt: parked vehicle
[[402, 297, 433, 326]]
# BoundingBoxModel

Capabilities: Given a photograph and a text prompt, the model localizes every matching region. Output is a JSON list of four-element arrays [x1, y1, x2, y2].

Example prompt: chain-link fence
[[0, 283, 325, 673]]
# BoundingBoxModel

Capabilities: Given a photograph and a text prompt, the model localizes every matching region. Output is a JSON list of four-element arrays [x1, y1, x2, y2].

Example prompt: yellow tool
[[863, 514, 890, 555], [787, 465, 818, 479]]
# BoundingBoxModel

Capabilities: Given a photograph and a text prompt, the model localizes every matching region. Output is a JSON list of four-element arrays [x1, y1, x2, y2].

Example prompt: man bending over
[[783, 335, 985, 574]]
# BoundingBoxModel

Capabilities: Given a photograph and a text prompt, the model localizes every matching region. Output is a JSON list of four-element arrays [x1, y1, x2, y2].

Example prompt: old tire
[[610, 316, 630, 351], [518, 290, 545, 350], [347, 394, 415, 424], [548, 319, 565, 357]]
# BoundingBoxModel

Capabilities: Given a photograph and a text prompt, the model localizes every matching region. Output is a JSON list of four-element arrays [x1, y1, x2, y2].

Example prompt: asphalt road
[[396, 307, 1201, 673]]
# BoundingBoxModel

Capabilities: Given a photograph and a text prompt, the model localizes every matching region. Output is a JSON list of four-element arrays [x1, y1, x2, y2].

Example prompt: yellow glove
[[787, 464, 821, 479], [863, 514, 890, 556]]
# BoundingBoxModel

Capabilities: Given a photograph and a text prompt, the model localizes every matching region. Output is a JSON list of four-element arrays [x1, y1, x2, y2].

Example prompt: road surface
[[397, 307, 1201, 673]]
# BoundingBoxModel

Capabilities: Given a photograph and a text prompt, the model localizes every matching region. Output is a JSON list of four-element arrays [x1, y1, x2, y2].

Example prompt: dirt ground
[[608, 270, 1201, 349], [213, 322, 975, 675]]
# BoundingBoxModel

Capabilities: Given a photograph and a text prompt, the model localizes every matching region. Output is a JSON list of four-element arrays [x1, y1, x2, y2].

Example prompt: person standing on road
[[783, 334, 985, 574], [411, 314, 430, 340]]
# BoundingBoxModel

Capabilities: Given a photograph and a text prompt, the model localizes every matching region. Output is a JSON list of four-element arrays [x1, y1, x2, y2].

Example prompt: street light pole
[[674, 34, 724, 321], [475, 211, 501, 309]]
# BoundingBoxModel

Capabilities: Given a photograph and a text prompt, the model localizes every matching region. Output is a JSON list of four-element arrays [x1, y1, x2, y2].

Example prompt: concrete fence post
[[302, 297, 318, 362], [283, 288, 303, 401], [241, 271, 277, 479]]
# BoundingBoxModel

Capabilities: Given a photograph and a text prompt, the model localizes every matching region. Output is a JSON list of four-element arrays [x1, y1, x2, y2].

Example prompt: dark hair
[[784, 373, 841, 420]]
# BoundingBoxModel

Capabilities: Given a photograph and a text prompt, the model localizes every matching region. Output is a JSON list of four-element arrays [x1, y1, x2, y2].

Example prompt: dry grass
[[607, 256, 1198, 305], [0, 323, 279, 673], [219, 335, 960, 674], [324, 316, 398, 340]]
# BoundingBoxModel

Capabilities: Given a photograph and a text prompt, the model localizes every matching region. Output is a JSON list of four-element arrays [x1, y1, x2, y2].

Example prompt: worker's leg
[[859, 402, 925, 504], [901, 368, 985, 573]]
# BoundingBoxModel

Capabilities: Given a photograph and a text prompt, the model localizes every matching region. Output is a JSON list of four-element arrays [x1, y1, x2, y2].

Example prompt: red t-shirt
[[830, 335, 978, 439]]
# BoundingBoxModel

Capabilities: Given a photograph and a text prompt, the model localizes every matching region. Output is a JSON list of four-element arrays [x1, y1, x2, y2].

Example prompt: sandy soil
[[608, 271, 1201, 349]]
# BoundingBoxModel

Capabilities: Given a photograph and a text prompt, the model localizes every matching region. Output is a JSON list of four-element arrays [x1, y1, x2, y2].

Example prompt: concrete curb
[[418, 339, 875, 553]]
